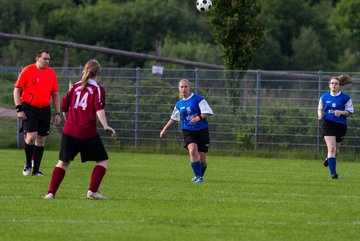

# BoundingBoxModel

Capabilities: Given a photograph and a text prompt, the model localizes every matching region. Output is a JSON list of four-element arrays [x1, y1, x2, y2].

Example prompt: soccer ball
[[196, 0, 212, 12]]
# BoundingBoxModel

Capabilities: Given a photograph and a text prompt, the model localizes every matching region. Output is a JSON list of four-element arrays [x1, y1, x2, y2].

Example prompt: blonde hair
[[178, 79, 191, 98], [81, 59, 101, 90], [330, 74, 352, 87]]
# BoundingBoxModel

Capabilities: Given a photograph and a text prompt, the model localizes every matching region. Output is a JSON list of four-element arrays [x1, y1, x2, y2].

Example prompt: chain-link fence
[[1, 67, 360, 155]]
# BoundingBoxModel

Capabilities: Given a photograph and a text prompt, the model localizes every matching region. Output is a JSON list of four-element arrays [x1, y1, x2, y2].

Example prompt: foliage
[[330, 0, 360, 67], [0, 0, 358, 71], [254, 0, 340, 70], [208, 0, 265, 70], [157, 36, 224, 69], [291, 27, 328, 71], [335, 49, 360, 72]]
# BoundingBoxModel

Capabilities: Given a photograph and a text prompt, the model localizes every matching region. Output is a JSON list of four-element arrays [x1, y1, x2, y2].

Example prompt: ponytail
[[80, 59, 101, 90]]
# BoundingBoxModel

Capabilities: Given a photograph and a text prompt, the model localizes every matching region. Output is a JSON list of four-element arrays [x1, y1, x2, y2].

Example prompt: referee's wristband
[[16, 105, 23, 112]]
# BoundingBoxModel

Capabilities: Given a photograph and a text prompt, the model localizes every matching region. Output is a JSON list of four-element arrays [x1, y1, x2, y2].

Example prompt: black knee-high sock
[[24, 143, 35, 168], [32, 146, 44, 174]]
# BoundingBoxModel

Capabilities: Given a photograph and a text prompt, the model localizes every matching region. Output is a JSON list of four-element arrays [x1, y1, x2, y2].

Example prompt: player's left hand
[[105, 127, 116, 137], [55, 113, 62, 126], [190, 116, 200, 125], [334, 110, 341, 117]]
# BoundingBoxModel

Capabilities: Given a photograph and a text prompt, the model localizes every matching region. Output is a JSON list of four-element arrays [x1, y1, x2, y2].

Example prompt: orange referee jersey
[[14, 64, 59, 108]]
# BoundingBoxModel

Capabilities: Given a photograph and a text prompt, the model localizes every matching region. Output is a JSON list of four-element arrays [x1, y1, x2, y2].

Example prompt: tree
[[330, 0, 360, 66], [208, 0, 265, 114], [250, 34, 287, 70], [291, 27, 328, 71], [335, 48, 359, 72], [208, 0, 265, 70], [157, 36, 223, 69]]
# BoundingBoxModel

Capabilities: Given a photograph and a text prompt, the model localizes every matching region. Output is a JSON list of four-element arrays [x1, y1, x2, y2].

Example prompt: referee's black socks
[[32, 146, 44, 174], [24, 143, 35, 168]]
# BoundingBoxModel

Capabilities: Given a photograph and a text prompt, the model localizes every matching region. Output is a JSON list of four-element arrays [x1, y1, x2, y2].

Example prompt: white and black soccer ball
[[196, 0, 212, 12]]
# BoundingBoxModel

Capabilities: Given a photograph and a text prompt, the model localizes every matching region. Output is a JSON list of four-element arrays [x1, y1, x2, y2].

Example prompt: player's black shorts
[[59, 134, 109, 163], [22, 103, 51, 136], [183, 128, 210, 153], [321, 119, 347, 143]]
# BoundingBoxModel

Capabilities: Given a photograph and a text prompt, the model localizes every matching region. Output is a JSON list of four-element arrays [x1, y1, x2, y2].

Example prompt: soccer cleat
[[44, 193, 55, 199], [323, 158, 328, 167], [22, 166, 31, 176], [87, 190, 107, 200], [331, 173, 339, 179], [191, 176, 198, 182], [32, 171, 44, 176], [191, 176, 203, 183], [194, 177, 203, 183]]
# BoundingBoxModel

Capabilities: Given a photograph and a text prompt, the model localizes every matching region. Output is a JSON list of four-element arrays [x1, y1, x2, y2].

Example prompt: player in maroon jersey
[[44, 59, 115, 200]]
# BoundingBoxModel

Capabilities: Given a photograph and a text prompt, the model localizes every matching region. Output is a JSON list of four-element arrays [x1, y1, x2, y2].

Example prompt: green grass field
[[1, 149, 359, 241]]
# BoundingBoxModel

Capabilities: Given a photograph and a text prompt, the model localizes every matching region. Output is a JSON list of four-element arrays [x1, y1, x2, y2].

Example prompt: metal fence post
[[317, 70, 323, 153], [16, 66, 24, 149], [16, 119, 23, 149], [254, 70, 261, 151], [135, 67, 141, 149], [194, 68, 199, 94]]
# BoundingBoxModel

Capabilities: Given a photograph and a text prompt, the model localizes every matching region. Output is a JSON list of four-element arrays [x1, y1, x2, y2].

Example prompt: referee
[[13, 49, 61, 176]]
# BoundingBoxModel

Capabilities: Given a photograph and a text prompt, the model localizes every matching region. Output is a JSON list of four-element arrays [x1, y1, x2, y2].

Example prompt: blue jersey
[[318, 91, 354, 126], [171, 93, 213, 131]]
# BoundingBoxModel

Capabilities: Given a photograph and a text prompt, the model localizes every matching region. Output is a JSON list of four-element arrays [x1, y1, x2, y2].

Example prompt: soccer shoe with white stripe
[[44, 193, 55, 199], [191, 176, 203, 183], [87, 190, 107, 200], [32, 171, 44, 176], [22, 166, 31, 176]]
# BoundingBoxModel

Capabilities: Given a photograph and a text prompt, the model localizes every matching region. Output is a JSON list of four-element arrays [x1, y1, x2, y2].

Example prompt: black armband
[[16, 105, 23, 112], [55, 112, 61, 116]]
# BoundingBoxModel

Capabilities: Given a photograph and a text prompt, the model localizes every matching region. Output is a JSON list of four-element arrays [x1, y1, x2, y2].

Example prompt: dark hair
[[35, 49, 49, 59], [81, 59, 101, 90]]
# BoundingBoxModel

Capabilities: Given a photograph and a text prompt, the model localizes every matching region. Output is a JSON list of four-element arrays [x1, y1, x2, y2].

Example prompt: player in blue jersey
[[160, 79, 213, 183], [318, 74, 354, 179]]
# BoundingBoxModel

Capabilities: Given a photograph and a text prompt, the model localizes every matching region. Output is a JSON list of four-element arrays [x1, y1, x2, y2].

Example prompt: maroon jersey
[[62, 80, 105, 139]]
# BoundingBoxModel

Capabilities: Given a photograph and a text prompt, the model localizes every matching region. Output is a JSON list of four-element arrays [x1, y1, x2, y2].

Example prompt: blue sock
[[191, 161, 202, 177], [327, 157, 337, 175]]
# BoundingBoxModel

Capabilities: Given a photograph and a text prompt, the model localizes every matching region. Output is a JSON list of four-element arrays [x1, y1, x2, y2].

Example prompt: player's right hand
[[160, 129, 166, 138], [17, 111, 26, 120]]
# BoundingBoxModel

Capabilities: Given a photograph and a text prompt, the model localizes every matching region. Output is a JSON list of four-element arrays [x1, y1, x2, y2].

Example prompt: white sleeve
[[199, 99, 213, 115], [170, 106, 180, 121], [317, 99, 324, 111], [345, 99, 354, 114]]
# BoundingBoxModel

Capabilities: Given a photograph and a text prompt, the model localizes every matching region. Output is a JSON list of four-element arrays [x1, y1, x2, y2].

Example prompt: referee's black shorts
[[59, 134, 109, 163], [321, 119, 347, 143], [22, 103, 51, 136], [183, 128, 210, 153]]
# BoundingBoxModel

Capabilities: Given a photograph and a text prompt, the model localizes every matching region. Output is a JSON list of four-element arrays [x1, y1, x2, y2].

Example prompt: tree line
[[0, 0, 359, 71]]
